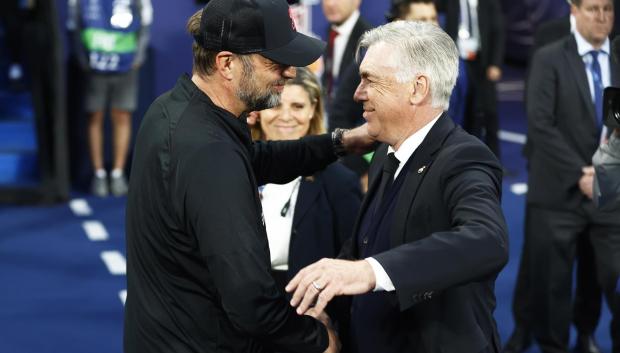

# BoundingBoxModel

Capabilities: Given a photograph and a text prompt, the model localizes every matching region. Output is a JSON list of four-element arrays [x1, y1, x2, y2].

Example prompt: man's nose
[[353, 83, 366, 102]]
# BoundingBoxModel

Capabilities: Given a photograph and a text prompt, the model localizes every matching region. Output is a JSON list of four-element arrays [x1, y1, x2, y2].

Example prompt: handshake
[[285, 259, 378, 353]]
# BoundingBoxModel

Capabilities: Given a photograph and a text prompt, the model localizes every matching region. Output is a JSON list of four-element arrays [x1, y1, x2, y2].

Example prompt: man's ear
[[409, 74, 430, 105], [214, 51, 236, 81]]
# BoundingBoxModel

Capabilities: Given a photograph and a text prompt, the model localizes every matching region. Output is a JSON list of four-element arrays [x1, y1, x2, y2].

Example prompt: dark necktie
[[589, 50, 604, 131], [376, 152, 400, 206], [326, 28, 339, 99]]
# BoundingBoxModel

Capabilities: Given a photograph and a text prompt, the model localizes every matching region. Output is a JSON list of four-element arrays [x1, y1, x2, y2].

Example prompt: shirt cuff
[[365, 257, 395, 292]]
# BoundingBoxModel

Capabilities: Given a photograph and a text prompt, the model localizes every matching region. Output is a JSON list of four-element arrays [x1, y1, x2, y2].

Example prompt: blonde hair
[[251, 67, 325, 140]]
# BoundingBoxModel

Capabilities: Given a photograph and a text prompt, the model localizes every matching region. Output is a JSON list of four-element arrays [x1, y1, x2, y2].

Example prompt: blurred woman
[[251, 67, 361, 289], [250, 67, 361, 352]]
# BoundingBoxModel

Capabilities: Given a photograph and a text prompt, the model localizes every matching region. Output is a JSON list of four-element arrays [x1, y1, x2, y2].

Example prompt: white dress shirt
[[331, 10, 360, 80], [366, 113, 442, 291], [261, 177, 301, 271], [574, 30, 611, 102]]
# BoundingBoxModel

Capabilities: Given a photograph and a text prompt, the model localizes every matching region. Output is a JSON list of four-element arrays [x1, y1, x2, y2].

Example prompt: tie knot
[[329, 28, 339, 41], [383, 153, 400, 175], [590, 50, 600, 61]]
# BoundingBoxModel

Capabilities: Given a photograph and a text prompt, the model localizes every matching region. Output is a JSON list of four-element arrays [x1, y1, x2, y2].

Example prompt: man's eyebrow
[[359, 69, 376, 79]]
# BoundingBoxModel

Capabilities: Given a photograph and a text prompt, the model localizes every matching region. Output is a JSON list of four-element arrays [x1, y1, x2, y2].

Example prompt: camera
[[603, 87, 620, 129]]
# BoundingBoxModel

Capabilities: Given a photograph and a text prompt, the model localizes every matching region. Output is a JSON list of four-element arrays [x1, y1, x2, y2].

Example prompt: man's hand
[[341, 124, 376, 155], [579, 166, 595, 199], [487, 65, 502, 82], [324, 322, 341, 353], [246, 111, 259, 126], [304, 309, 340, 353], [285, 259, 375, 315]]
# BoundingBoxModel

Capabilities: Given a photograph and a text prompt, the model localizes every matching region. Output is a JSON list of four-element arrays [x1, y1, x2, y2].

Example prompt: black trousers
[[463, 59, 499, 157], [510, 204, 603, 336], [527, 203, 620, 353]]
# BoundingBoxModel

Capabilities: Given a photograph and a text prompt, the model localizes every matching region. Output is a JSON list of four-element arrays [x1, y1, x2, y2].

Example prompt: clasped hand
[[285, 258, 376, 315]]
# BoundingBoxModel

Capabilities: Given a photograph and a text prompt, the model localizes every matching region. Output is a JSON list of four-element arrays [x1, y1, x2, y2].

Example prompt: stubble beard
[[237, 60, 282, 112]]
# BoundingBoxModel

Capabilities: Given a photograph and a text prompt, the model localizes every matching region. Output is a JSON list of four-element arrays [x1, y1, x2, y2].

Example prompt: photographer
[[592, 128, 620, 210]]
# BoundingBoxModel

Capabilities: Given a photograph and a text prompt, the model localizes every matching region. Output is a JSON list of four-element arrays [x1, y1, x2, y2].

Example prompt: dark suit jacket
[[522, 17, 571, 158], [322, 16, 372, 94], [437, 0, 505, 69], [324, 16, 373, 176], [526, 36, 619, 208], [286, 163, 362, 281], [341, 114, 508, 353], [327, 63, 369, 176]]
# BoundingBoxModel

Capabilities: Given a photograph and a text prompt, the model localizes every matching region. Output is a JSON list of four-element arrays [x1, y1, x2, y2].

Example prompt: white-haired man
[[286, 21, 508, 353]]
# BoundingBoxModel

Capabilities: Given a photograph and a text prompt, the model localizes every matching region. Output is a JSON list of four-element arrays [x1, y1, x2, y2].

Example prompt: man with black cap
[[123, 0, 370, 352]]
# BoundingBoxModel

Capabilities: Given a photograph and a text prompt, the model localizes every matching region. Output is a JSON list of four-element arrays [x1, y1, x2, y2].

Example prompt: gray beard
[[237, 88, 280, 112]]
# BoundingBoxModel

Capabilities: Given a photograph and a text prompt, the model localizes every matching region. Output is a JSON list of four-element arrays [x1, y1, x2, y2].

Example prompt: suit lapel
[[292, 176, 321, 227], [389, 114, 456, 247], [565, 37, 597, 125]]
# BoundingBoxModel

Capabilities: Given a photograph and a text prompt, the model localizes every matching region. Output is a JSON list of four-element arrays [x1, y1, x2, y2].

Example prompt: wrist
[[331, 128, 348, 157]]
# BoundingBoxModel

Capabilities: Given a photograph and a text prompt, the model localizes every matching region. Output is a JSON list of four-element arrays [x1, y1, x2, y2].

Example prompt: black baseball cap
[[194, 0, 326, 67]]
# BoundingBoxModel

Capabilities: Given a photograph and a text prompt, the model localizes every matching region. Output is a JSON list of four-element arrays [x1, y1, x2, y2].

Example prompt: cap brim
[[260, 32, 326, 67]]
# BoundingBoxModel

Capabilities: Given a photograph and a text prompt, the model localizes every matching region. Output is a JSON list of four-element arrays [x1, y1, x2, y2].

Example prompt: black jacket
[[124, 74, 338, 353], [341, 114, 508, 353]]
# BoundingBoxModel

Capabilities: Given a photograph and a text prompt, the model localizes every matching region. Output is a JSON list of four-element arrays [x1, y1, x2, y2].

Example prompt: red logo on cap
[[288, 7, 297, 31]]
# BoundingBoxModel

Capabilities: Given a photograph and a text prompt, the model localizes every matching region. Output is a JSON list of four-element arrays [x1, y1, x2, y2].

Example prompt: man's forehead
[[359, 43, 399, 73], [578, 0, 613, 7]]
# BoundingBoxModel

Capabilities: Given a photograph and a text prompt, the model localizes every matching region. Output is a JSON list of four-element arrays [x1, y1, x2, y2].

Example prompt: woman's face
[[259, 84, 316, 141]]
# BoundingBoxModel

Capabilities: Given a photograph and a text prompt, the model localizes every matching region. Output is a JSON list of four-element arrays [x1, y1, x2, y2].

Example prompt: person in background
[[386, 0, 468, 126], [321, 0, 371, 107], [436, 0, 504, 157], [524, 0, 620, 351], [505, 2, 603, 351], [322, 0, 373, 186], [593, 128, 620, 209], [67, 0, 152, 197], [250, 67, 362, 353]]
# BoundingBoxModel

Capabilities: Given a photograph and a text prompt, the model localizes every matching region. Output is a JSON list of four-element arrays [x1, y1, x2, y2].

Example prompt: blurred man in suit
[[321, 0, 372, 185], [505, 3, 603, 351], [435, 0, 504, 157], [322, 0, 371, 107], [525, 0, 620, 351], [287, 21, 509, 353]]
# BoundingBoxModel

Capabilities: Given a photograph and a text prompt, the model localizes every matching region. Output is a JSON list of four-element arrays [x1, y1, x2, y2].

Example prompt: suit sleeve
[[182, 143, 328, 353], [526, 47, 588, 184], [372, 143, 509, 311], [252, 134, 337, 185]]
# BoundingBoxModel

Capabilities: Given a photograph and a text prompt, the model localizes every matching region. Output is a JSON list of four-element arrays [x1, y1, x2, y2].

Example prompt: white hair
[[356, 20, 459, 110]]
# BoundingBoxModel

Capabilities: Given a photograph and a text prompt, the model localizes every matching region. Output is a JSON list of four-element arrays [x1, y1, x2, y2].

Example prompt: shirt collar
[[574, 29, 610, 56], [332, 10, 360, 36], [388, 113, 442, 164]]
